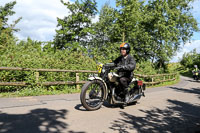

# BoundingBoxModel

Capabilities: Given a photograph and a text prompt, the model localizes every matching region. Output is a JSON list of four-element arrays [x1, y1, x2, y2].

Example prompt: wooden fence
[[0, 67, 178, 89], [135, 73, 178, 86]]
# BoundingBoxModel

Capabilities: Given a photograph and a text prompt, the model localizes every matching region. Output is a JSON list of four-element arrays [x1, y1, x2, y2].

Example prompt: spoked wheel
[[80, 80, 106, 111]]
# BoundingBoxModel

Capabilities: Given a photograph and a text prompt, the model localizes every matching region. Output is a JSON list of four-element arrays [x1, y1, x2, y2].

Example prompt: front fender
[[88, 76, 108, 100]]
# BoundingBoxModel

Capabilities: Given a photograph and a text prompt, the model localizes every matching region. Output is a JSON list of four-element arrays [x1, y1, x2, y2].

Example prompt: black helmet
[[120, 43, 130, 54]]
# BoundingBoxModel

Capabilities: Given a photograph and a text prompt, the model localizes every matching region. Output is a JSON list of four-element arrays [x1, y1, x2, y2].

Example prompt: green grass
[[0, 85, 82, 98], [147, 77, 180, 88]]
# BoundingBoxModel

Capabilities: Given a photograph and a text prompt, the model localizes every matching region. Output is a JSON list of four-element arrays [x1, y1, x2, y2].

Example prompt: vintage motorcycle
[[193, 71, 199, 81], [80, 63, 146, 111]]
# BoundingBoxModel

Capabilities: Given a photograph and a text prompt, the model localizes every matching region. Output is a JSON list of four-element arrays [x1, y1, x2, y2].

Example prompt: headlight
[[97, 63, 103, 73], [101, 68, 105, 73]]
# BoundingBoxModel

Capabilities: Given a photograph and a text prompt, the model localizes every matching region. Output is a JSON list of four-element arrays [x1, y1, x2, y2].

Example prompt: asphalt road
[[0, 76, 200, 133]]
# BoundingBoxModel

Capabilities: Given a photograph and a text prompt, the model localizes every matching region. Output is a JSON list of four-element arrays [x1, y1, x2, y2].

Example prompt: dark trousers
[[119, 77, 131, 92]]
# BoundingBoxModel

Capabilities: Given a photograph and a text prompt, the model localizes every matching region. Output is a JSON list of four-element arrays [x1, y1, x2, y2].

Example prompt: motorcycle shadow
[[103, 101, 138, 109], [74, 102, 114, 111], [74, 101, 138, 111], [74, 104, 88, 111]]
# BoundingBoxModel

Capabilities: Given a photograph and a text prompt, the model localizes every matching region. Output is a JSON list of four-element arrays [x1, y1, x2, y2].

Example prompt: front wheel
[[80, 80, 106, 111]]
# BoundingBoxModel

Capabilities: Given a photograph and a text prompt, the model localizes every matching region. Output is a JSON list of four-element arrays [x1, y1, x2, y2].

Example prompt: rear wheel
[[80, 80, 106, 111]]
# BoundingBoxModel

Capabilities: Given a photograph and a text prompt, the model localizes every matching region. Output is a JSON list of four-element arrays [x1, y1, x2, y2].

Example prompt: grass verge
[[147, 77, 180, 88], [0, 85, 82, 98]]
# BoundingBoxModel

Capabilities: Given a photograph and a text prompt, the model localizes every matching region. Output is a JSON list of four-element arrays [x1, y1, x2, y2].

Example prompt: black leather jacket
[[114, 54, 136, 79]]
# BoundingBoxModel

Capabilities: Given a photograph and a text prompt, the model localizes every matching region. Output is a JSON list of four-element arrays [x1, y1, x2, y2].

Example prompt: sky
[[0, 0, 199, 62]]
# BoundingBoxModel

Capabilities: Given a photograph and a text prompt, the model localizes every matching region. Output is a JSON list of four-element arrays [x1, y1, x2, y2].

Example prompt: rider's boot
[[124, 88, 130, 103]]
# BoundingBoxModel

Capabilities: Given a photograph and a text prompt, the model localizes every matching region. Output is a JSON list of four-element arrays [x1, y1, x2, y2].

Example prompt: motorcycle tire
[[80, 80, 106, 111]]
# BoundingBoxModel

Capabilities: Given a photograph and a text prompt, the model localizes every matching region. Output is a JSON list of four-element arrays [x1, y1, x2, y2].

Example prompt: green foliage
[[180, 49, 200, 69], [0, 38, 97, 96], [136, 61, 157, 75], [53, 0, 199, 68], [54, 0, 97, 50], [89, 4, 119, 61], [141, 0, 199, 66], [91, 0, 198, 65], [179, 49, 200, 78], [0, 1, 16, 26], [0, 1, 21, 52]]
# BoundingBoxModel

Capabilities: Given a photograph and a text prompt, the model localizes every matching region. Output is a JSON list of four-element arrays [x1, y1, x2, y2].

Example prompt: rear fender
[[88, 77, 108, 100]]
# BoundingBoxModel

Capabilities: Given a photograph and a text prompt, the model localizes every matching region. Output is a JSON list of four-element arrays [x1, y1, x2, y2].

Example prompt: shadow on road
[[170, 87, 200, 99], [110, 100, 200, 133], [74, 101, 137, 111], [74, 102, 121, 111], [0, 108, 86, 133], [186, 79, 200, 83], [0, 108, 67, 133], [74, 104, 87, 111]]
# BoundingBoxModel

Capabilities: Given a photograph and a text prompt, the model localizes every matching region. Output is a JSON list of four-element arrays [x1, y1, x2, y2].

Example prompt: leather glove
[[115, 66, 125, 71]]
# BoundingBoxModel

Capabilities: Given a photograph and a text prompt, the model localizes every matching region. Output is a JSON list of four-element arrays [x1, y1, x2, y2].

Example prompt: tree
[[89, 4, 120, 61], [54, 0, 97, 51], [180, 49, 200, 69], [115, 0, 144, 42], [90, 1, 147, 61], [0, 1, 21, 48], [92, 4, 116, 46], [53, 0, 199, 69], [142, 0, 199, 66], [100, 0, 156, 62], [113, 0, 198, 68]]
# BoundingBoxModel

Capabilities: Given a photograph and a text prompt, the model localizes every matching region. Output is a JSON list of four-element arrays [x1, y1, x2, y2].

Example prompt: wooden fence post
[[152, 77, 154, 86], [76, 73, 80, 89], [35, 72, 39, 83]]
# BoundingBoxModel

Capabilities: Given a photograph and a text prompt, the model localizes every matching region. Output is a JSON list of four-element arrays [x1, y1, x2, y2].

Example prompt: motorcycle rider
[[192, 65, 199, 80], [114, 43, 136, 103]]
